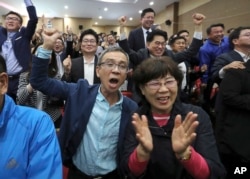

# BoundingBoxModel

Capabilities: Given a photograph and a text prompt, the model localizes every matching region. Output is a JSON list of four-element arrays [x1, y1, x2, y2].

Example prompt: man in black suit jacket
[[128, 8, 155, 52], [211, 27, 250, 85], [62, 29, 100, 84], [214, 26, 250, 178], [118, 14, 205, 102]]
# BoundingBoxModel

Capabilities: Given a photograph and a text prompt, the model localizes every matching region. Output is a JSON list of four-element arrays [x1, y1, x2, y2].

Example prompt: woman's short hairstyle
[[133, 56, 183, 99]]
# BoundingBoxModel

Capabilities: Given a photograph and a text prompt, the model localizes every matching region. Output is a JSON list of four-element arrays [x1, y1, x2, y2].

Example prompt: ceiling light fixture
[[149, 2, 154, 6], [91, 0, 138, 3], [104, 7, 108, 11]]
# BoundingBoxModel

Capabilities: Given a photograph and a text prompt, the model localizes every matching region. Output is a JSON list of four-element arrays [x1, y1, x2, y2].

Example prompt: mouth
[[156, 96, 170, 104], [109, 78, 119, 88]]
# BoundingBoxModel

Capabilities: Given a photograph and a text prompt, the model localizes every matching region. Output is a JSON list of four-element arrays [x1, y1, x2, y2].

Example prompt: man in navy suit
[[0, 0, 38, 102], [128, 8, 155, 52]]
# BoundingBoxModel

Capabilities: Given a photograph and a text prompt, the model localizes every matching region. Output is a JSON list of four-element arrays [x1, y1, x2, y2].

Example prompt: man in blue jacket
[[30, 28, 138, 178], [0, 0, 38, 102], [0, 55, 62, 178]]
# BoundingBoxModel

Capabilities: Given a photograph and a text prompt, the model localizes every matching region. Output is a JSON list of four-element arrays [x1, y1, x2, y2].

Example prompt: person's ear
[[0, 73, 8, 95], [139, 85, 145, 95], [96, 65, 100, 78]]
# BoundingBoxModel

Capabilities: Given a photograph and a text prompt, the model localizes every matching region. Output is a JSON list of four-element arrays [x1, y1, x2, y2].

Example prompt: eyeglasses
[[99, 62, 128, 73], [146, 79, 177, 90], [82, 39, 96, 45], [154, 41, 166, 47], [241, 33, 250, 37], [5, 17, 20, 22]]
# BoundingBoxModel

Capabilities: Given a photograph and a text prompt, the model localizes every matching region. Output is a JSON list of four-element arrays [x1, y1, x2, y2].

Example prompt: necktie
[[56, 54, 64, 77]]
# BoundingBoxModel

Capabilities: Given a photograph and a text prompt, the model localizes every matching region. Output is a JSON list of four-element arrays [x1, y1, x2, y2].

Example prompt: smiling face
[[5, 14, 21, 32], [81, 34, 98, 54], [53, 39, 64, 53], [208, 26, 225, 44], [147, 35, 166, 57], [170, 38, 186, 53], [96, 50, 128, 97], [140, 75, 178, 114], [141, 12, 155, 29]]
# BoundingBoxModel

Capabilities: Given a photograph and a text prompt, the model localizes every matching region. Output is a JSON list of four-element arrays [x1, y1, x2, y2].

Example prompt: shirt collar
[[7, 32, 16, 39], [234, 49, 250, 62], [96, 86, 123, 107], [142, 27, 152, 34]]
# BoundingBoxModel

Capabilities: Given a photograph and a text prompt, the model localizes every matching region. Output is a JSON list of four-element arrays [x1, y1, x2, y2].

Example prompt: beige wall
[[177, 0, 250, 37], [4, 0, 249, 39]]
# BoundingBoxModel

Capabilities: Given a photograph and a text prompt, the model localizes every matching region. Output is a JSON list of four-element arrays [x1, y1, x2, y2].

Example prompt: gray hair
[[97, 47, 129, 65]]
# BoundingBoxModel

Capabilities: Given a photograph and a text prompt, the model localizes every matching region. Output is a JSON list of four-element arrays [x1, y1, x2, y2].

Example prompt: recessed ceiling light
[[95, 22, 98, 25], [104, 7, 108, 11], [139, 10, 142, 13], [64, 5, 68, 9], [129, 17, 133, 21], [99, 16, 102, 19], [149, 2, 154, 6]]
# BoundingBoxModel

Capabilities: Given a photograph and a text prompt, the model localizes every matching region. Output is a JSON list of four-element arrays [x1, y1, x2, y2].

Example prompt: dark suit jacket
[[211, 50, 244, 84], [128, 27, 145, 52], [119, 37, 203, 69], [216, 60, 250, 160], [0, 6, 38, 73], [61, 55, 100, 84]]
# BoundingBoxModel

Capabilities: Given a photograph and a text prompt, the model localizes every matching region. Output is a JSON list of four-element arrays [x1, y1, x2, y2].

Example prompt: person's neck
[[235, 46, 250, 56], [83, 53, 95, 62], [100, 87, 120, 106]]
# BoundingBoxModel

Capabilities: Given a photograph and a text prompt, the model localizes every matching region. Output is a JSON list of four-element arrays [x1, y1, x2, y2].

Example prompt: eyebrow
[[104, 58, 127, 63]]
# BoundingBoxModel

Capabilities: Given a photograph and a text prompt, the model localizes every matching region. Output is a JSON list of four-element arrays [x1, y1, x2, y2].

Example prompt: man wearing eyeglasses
[[62, 29, 101, 85], [0, 0, 38, 102], [30, 28, 138, 179], [118, 14, 205, 103]]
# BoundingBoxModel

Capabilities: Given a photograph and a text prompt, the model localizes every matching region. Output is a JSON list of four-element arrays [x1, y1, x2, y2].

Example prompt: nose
[[112, 64, 120, 72], [158, 83, 169, 91]]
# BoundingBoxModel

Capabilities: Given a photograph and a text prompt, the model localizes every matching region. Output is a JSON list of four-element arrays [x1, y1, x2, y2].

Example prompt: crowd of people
[[1, 0, 250, 178]]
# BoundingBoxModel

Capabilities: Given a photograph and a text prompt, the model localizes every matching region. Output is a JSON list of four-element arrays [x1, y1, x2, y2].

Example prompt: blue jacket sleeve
[[27, 113, 62, 178]]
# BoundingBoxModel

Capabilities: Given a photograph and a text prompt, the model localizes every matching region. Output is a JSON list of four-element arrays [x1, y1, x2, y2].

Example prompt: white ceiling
[[0, 0, 179, 26]]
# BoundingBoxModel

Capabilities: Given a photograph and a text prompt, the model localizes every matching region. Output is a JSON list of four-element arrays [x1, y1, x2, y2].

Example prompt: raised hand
[[172, 112, 199, 157], [42, 28, 61, 50], [63, 55, 72, 75], [192, 13, 206, 25], [132, 113, 153, 161], [118, 16, 127, 26]]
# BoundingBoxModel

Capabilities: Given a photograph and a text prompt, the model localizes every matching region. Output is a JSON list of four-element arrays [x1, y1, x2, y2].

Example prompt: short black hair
[[147, 29, 168, 42], [168, 34, 186, 46], [5, 11, 23, 24], [206, 23, 225, 35], [177, 29, 189, 36], [79, 29, 98, 43], [229, 26, 250, 49], [0, 55, 7, 73], [141, 8, 155, 18]]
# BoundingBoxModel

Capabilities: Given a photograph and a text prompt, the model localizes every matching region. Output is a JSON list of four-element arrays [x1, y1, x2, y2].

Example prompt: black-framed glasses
[[5, 17, 20, 22], [99, 62, 128, 73]]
